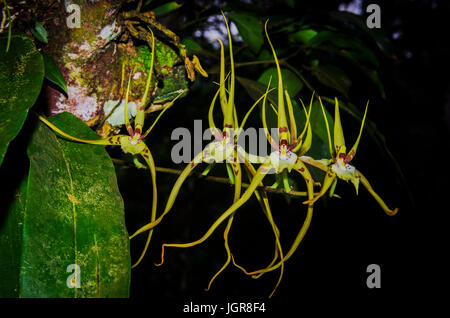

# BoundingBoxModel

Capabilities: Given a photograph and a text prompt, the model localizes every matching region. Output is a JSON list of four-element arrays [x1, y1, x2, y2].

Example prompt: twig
[[112, 159, 326, 198]]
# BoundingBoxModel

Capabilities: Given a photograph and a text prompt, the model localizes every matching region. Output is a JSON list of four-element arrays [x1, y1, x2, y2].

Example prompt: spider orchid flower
[[303, 97, 398, 216], [39, 28, 181, 268], [155, 20, 319, 297], [129, 13, 281, 291]]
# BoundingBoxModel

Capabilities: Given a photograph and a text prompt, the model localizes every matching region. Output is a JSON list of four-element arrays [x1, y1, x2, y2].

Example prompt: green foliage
[[0, 113, 130, 297], [228, 12, 263, 53], [152, 1, 183, 17], [0, 1, 404, 298], [257, 67, 304, 97], [30, 22, 48, 44], [43, 53, 67, 94], [0, 33, 44, 166]]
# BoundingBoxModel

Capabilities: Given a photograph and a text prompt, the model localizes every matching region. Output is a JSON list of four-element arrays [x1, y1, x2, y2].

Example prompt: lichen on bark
[[7, 0, 192, 136]]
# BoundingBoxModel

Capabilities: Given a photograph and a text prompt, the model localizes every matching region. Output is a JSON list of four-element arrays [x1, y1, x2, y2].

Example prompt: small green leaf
[[181, 38, 202, 55], [0, 33, 44, 167], [43, 53, 67, 93], [289, 29, 318, 44], [152, 1, 183, 17], [257, 67, 304, 97], [30, 22, 48, 44], [0, 113, 130, 297], [228, 12, 263, 54], [284, 0, 295, 8]]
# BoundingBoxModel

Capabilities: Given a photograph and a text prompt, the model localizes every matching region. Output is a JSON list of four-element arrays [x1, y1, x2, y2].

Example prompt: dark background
[[1, 0, 446, 313], [117, 0, 448, 312]]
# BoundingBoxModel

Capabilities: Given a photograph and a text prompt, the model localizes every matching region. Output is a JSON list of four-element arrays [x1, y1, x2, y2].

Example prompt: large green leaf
[[328, 11, 397, 59], [0, 33, 44, 167], [308, 65, 352, 98], [0, 113, 130, 297], [228, 12, 263, 54]]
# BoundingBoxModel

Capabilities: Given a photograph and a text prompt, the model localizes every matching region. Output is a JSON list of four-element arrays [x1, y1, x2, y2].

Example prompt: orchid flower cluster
[[40, 13, 398, 297], [131, 14, 398, 297]]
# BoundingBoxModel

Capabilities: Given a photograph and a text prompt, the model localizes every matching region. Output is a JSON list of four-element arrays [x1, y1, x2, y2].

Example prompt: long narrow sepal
[[285, 90, 297, 142], [123, 64, 135, 136], [235, 161, 315, 276], [132, 144, 157, 268], [261, 78, 279, 150], [213, 38, 228, 117], [303, 169, 336, 205], [222, 11, 235, 127], [293, 95, 313, 155], [238, 160, 283, 286], [264, 19, 289, 144], [318, 96, 334, 157], [357, 169, 399, 216], [207, 87, 223, 141], [129, 150, 205, 239], [206, 159, 241, 291], [345, 101, 369, 163], [39, 115, 116, 146], [135, 27, 156, 131], [333, 97, 346, 155], [156, 160, 271, 266], [141, 91, 184, 139], [235, 87, 275, 138]]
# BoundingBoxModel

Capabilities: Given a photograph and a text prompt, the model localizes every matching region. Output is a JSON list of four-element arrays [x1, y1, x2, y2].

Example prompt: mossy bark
[[6, 0, 188, 135]]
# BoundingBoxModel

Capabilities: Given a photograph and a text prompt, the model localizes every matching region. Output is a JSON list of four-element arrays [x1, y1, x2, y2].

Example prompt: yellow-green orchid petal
[[213, 38, 228, 118], [135, 27, 155, 133], [129, 150, 206, 239], [265, 20, 289, 144], [235, 159, 314, 276], [345, 101, 369, 163], [284, 90, 297, 142], [208, 87, 222, 139], [236, 88, 275, 138], [123, 64, 135, 136], [222, 12, 235, 127], [38, 115, 119, 146], [206, 158, 242, 291], [156, 159, 272, 266], [261, 78, 279, 149], [304, 168, 337, 205], [294, 95, 313, 155], [141, 90, 183, 139], [132, 144, 157, 268], [334, 97, 346, 156], [318, 96, 334, 157]]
